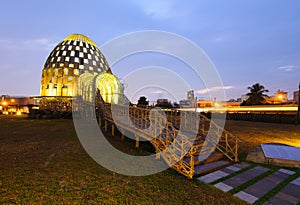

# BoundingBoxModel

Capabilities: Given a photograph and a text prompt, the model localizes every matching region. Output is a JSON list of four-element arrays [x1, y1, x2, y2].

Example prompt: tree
[[243, 83, 269, 105], [137, 96, 149, 107]]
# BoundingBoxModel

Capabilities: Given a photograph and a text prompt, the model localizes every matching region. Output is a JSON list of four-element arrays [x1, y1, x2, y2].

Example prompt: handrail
[[97, 103, 240, 178]]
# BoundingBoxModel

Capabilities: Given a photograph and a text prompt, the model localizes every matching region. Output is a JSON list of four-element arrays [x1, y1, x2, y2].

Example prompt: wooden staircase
[[95, 97, 240, 179]]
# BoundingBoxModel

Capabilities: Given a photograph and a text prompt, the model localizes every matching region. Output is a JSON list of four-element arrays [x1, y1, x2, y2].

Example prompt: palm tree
[[244, 83, 269, 105]]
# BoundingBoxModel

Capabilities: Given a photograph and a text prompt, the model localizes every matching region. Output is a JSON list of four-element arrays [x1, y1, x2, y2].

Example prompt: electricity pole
[[298, 82, 300, 124]]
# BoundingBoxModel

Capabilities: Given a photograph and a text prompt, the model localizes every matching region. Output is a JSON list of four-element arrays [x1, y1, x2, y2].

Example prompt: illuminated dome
[[40, 34, 111, 96]]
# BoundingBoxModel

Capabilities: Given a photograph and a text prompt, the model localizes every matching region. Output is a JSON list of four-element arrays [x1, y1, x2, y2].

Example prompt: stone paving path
[[214, 166, 269, 192], [234, 169, 295, 204], [197, 162, 250, 184], [197, 163, 299, 204], [265, 177, 300, 205]]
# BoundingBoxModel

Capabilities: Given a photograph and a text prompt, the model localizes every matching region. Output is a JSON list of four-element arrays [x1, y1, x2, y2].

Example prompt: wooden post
[[121, 129, 125, 141], [135, 134, 139, 148], [155, 149, 161, 159], [111, 124, 115, 136], [98, 116, 101, 128]]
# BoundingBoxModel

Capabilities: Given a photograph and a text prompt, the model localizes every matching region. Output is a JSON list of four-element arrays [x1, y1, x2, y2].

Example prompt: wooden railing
[[98, 104, 240, 178]]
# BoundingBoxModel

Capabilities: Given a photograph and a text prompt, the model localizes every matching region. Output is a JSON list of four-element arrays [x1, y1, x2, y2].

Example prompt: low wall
[[224, 113, 298, 124]]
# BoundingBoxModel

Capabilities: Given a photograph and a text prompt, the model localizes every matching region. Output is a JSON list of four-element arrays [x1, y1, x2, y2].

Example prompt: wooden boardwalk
[[96, 102, 241, 179]]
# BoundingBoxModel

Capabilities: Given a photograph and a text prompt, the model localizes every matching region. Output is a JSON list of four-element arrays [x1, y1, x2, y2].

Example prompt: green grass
[[0, 115, 299, 204], [0, 115, 246, 204]]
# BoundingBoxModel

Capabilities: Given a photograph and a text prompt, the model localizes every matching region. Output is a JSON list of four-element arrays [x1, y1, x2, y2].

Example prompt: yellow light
[[278, 95, 283, 99], [16, 110, 21, 115], [2, 101, 7, 106], [11, 99, 15, 103]]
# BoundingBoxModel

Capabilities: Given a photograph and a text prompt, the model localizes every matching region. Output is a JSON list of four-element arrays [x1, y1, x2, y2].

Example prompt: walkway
[[197, 163, 299, 204]]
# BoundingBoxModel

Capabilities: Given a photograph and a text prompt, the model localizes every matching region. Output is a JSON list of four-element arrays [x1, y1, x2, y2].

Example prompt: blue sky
[[0, 0, 299, 102]]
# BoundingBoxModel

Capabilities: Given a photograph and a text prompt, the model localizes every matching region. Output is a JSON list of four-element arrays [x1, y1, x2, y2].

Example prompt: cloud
[[152, 90, 164, 94], [277, 65, 298, 72], [131, 0, 189, 20], [24, 38, 56, 51], [0, 38, 56, 51], [196, 86, 234, 94]]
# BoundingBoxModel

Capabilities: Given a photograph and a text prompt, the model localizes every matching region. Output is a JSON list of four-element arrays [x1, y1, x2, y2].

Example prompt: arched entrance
[[95, 72, 121, 104]]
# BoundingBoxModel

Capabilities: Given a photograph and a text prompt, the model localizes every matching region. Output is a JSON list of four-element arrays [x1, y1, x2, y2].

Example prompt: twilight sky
[[0, 0, 299, 102]]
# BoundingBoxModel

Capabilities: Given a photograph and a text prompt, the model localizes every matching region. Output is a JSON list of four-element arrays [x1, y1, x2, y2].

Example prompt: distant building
[[196, 100, 213, 108], [267, 90, 288, 104], [179, 90, 195, 108], [157, 99, 169, 104], [294, 91, 299, 103], [179, 99, 193, 108], [187, 90, 194, 101], [0, 95, 36, 114]]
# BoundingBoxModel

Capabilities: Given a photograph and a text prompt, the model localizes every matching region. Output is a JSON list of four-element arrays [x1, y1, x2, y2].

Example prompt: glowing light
[[2, 101, 7, 106], [277, 95, 283, 99], [11, 99, 15, 103], [16, 110, 21, 115]]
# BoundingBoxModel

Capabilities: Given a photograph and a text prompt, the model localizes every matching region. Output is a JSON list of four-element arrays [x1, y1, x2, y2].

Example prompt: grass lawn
[[0, 115, 299, 204], [224, 120, 300, 160]]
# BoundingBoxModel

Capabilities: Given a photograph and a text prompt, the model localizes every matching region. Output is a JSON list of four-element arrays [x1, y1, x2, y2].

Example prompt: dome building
[[38, 34, 124, 113], [40, 34, 112, 97]]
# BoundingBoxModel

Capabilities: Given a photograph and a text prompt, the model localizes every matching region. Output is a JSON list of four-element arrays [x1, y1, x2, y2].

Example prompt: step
[[194, 160, 231, 176], [184, 152, 224, 166]]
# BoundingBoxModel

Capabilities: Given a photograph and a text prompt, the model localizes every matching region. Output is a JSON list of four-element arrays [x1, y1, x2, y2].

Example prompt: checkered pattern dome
[[40, 34, 112, 97], [43, 34, 111, 73]]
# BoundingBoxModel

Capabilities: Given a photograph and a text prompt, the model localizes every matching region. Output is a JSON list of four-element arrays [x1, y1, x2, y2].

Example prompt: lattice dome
[[40, 34, 111, 97]]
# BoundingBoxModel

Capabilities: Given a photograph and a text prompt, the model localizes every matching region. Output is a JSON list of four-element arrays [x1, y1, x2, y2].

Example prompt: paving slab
[[234, 191, 258, 204], [222, 162, 250, 174], [261, 144, 300, 162], [266, 176, 300, 205], [197, 170, 229, 184], [236, 169, 295, 204], [214, 182, 233, 192], [215, 166, 269, 192], [197, 162, 250, 184]]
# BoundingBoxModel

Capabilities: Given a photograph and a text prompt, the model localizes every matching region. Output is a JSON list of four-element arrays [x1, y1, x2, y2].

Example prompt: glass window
[[65, 57, 70, 62], [71, 51, 75, 56], [74, 69, 79, 75], [69, 64, 74, 68], [68, 45, 72, 50], [64, 68, 69, 75], [68, 77, 73, 82]]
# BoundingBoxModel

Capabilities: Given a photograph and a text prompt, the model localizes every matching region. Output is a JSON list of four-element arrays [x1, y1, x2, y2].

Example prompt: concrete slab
[[267, 192, 299, 205], [221, 166, 269, 188], [261, 144, 300, 162], [197, 170, 229, 184], [224, 162, 250, 173], [278, 169, 296, 176], [214, 182, 233, 192], [234, 191, 258, 204], [243, 169, 294, 199], [291, 177, 300, 186]]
